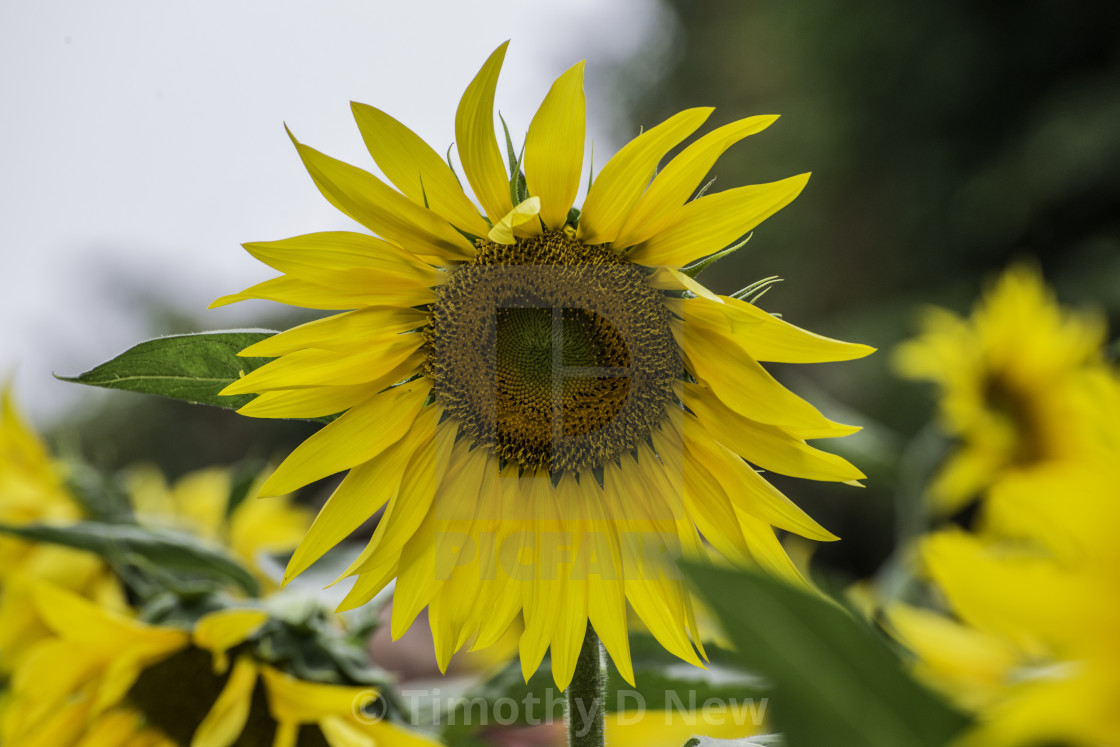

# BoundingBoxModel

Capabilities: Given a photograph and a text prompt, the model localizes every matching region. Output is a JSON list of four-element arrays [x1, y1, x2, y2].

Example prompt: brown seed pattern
[[426, 231, 680, 473]]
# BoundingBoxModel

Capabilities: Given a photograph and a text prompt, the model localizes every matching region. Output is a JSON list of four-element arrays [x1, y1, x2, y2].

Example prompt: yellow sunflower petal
[[580, 477, 635, 686], [258, 380, 429, 497], [689, 294, 876, 364], [519, 472, 562, 682], [190, 656, 257, 747], [678, 323, 844, 434], [487, 196, 541, 245], [390, 510, 443, 640], [683, 382, 865, 483], [242, 232, 438, 289], [456, 41, 514, 224], [614, 114, 779, 248], [524, 61, 586, 229], [735, 508, 806, 583], [288, 130, 474, 262], [629, 173, 809, 267], [223, 340, 423, 398], [239, 307, 428, 358], [235, 384, 377, 421], [688, 429, 838, 541], [577, 108, 713, 245], [351, 102, 490, 237], [340, 414, 454, 580], [209, 274, 432, 311]]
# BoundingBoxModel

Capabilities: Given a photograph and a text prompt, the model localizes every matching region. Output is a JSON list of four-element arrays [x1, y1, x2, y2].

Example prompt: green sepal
[[499, 112, 529, 205], [681, 234, 753, 279], [681, 563, 970, 747], [0, 520, 260, 597], [731, 276, 783, 305]]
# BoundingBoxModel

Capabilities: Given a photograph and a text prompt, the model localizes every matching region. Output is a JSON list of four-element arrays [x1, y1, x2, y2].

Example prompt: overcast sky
[[1, 0, 673, 425]]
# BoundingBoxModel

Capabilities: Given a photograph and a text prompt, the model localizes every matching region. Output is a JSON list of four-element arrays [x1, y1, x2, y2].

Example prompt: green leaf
[[58, 331, 274, 411], [681, 563, 970, 747], [0, 520, 260, 597]]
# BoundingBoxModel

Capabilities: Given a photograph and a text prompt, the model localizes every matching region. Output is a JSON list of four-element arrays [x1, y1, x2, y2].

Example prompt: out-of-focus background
[[4, 0, 1118, 582]]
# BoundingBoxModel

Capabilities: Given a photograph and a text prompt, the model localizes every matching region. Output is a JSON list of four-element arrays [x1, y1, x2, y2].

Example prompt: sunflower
[[213, 42, 871, 688], [2, 581, 440, 747], [0, 390, 125, 675], [886, 366, 1120, 746], [894, 264, 1106, 513], [125, 464, 313, 587]]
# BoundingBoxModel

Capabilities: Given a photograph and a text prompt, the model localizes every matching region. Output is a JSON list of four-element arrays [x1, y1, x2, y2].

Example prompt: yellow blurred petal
[[351, 102, 490, 237], [289, 131, 474, 261], [607, 708, 764, 746], [318, 717, 376, 747], [193, 609, 269, 674], [190, 656, 258, 747], [629, 173, 809, 267], [577, 108, 713, 245], [487, 196, 541, 245], [615, 114, 778, 248], [32, 582, 188, 658], [886, 602, 1016, 711], [524, 61, 586, 229], [260, 665, 375, 723], [258, 379, 429, 497], [455, 42, 514, 224]]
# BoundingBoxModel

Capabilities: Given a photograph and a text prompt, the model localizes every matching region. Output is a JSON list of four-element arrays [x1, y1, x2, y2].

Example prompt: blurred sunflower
[[126, 464, 312, 586], [894, 265, 1106, 513], [888, 369, 1120, 746], [0, 391, 125, 674], [2, 582, 439, 747], [213, 42, 871, 688]]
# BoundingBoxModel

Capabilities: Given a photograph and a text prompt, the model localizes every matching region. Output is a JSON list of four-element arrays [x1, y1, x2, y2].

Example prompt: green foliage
[[0, 519, 260, 597], [58, 331, 275, 412], [681, 235, 753, 279], [682, 563, 969, 747]]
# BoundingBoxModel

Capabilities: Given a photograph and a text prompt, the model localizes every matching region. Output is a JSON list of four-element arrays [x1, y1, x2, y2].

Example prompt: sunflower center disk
[[427, 231, 680, 473]]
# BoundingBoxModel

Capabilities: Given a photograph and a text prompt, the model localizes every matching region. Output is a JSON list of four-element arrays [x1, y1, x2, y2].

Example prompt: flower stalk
[[567, 622, 606, 747]]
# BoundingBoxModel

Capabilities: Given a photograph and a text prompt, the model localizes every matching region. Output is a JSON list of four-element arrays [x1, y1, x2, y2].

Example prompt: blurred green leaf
[[57, 331, 275, 411], [682, 563, 969, 747], [0, 520, 259, 597]]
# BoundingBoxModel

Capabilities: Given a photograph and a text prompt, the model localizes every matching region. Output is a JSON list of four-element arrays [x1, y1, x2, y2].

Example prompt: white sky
[[1, 0, 673, 425]]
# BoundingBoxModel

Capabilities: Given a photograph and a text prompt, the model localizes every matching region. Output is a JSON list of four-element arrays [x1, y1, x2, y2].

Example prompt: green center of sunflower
[[426, 230, 680, 473]]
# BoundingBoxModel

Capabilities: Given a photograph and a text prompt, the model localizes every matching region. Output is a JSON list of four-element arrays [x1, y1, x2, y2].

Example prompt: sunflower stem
[[567, 622, 605, 747]]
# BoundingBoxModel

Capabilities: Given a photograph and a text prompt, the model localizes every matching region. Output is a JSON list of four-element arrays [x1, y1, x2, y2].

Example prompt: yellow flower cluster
[[0, 392, 439, 746], [890, 267, 1120, 745]]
